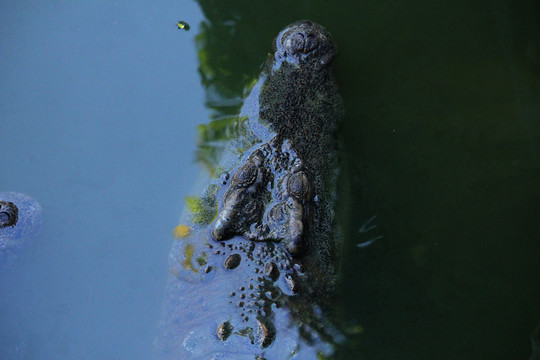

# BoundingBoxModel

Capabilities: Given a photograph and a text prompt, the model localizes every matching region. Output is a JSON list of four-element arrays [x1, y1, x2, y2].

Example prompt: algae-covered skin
[[0, 192, 42, 267], [156, 21, 342, 359]]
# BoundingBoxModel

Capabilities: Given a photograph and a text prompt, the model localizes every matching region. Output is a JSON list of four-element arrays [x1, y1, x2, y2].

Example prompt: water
[[1, 1, 207, 359], [335, 1, 540, 359], [1, 0, 539, 359]]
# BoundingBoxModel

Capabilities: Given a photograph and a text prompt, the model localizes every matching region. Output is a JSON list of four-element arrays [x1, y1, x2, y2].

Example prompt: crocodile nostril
[[274, 21, 336, 67], [286, 31, 318, 54], [304, 33, 318, 53], [290, 32, 305, 53]]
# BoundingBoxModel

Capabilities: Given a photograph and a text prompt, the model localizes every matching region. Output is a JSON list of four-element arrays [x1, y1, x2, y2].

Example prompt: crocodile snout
[[285, 27, 319, 55], [274, 20, 336, 68], [280, 21, 320, 55]]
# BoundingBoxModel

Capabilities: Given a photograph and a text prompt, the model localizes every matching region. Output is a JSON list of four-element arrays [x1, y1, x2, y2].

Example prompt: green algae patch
[[185, 184, 219, 225], [195, 252, 208, 266], [182, 243, 198, 273], [195, 116, 259, 176]]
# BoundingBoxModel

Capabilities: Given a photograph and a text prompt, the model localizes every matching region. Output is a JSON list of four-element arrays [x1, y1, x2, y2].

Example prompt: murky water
[[335, 1, 540, 359], [1, 0, 539, 359]]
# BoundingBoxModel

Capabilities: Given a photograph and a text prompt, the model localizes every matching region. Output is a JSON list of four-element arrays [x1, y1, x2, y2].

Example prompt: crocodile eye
[[287, 171, 310, 200], [231, 161, 258, 187], [0, 201, 18, 228], [231, 150, 265, 187]]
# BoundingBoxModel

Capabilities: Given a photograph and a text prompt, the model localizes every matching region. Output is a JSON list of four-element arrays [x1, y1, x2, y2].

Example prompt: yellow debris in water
[[173, 224, 191, 239], [182, 243, 197, 273], [177, 21, 190, 31]]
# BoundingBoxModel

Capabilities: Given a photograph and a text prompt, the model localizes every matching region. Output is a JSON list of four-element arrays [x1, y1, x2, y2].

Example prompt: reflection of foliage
[[192, 2, 273, 173], [194, 5, 277, 118], [195, 115, 258, 175], [193, 0, 327, 116], [192, 1, 324, 173], [185, 184, 219, 225]]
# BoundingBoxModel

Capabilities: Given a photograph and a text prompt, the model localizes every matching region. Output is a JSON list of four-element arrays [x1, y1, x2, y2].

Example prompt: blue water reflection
[[1, 1, 207, 359]]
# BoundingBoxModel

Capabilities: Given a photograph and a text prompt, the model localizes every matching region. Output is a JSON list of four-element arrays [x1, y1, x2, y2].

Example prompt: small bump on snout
[[264, 262, 280, 282], [217, 321, 233, 341], [285, 273, 298, 293], [0, 201, 18, 228], [224, 253, 241, 269], [256, 316, 276, 348]]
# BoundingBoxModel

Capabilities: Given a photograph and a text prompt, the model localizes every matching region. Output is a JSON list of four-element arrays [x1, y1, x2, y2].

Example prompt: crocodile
[[155, 21, 343, 360], [0, 192, 42, 267]]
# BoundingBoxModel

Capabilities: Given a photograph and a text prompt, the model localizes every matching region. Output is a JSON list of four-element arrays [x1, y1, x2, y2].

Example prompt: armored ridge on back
[[155, 21, 343, 359]]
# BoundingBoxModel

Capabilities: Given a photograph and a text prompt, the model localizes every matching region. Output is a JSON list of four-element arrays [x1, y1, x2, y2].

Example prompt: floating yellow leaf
[[172, 224, 191, 239]]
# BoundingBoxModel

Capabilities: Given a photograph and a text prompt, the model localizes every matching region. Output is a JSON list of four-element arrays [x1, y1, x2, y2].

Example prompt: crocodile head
[[157, 20, 342, 359]]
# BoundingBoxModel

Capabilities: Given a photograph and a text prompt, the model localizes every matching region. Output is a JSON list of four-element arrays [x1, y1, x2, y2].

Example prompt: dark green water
[[193, 1, 540, 359]]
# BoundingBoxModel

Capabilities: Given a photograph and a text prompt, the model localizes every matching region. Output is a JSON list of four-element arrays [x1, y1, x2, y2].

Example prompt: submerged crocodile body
[[155, 21, 343, 359]]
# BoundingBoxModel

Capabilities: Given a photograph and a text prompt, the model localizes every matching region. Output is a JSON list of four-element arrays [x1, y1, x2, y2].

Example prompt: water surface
[[1, 0, 539, 359]]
